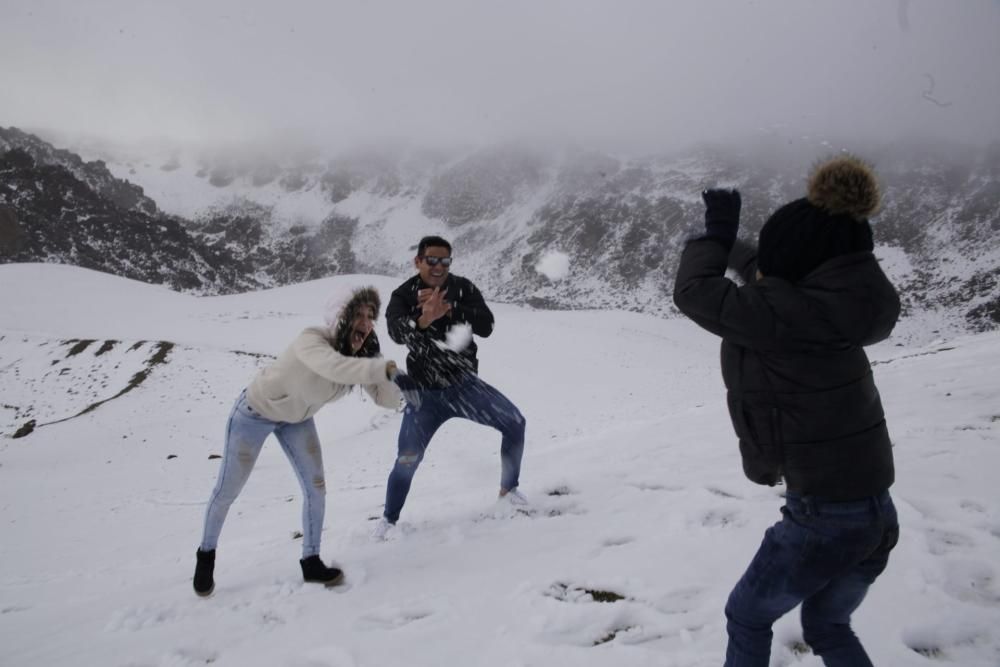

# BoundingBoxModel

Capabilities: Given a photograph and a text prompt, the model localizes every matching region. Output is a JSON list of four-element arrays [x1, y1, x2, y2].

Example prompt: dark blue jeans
[[724, 491, 899, 667], [383, 375, 525, 523]]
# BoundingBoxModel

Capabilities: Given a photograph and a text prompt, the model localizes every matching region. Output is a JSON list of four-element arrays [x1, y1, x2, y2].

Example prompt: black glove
[[392, 371, 423, 410], [702, 188, 741, 249]]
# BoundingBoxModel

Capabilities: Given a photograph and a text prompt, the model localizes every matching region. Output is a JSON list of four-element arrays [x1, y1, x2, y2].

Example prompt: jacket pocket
[[730, 394, 783, 486], [739, 440, 783, 486], [742, 406, 783, 486]]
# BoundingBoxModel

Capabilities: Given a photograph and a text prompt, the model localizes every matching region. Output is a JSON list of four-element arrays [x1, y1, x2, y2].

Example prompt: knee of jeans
[[801, 618, 845, 649], [311, 475, 326, 496], [213, 490, 238, 506], [800, 600, 846, 635], [236, 447, 256, 470], [212, 483, 242, 506], [724, 588, 744, 622], [724, 585, 766, 627], [396, 453, 422, 468], [801, 622, 822, 647], [504, 411, 526, 438]]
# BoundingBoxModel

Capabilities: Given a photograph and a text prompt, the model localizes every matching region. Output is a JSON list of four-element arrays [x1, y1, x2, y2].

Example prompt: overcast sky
[[2, 0, 999, 154]]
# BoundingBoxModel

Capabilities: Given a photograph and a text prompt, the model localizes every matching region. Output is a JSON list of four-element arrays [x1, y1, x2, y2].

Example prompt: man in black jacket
[[373, 236, 527, 538], [673, 156, 900, 667]]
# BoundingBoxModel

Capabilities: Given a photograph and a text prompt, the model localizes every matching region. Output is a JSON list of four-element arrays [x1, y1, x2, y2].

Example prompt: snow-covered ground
[[1, 263, 998, 667]]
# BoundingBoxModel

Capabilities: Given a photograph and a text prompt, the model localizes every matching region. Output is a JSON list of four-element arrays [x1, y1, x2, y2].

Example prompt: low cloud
[[1, 0, 998, 154]]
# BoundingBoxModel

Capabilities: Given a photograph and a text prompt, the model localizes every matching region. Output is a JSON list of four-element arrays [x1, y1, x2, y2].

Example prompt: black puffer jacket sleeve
[[673, 238, 782, 350]]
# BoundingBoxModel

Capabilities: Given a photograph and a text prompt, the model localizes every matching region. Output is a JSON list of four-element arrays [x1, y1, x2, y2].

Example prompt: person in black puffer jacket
[[674, 155, 901, 667]]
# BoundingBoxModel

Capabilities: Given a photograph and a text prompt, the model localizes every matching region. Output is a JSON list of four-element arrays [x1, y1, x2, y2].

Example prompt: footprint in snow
[[156, 647, 220, 666], [105, 604, 178, 632], [694, 507, 744, 528], [600, 536, 635, 548], [1, 605, 30, 615], [771, 639, 812, 666], [478, 499, 582, 522], [925, 526, 977, 555], [354, 606, 436, 631], [901, 622, 994, 662], [652, 586, 708, 616], [706, 486, 742, 499], [628, 482, 682, 492], [958, 499, 987, 514], [940, 559, 1000, 605], [288, 643, 357, 667], [365, 411, 395, 431], [543, 581, 627, 604]]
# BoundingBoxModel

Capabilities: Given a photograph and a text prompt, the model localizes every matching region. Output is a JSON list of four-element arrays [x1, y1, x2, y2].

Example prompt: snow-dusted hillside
[[4, 126, 1000, 336], [81, 135, 1000, 339], [1, 264, 998, 666]]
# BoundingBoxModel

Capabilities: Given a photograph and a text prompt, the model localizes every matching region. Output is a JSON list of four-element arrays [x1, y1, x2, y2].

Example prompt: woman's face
[[349, 305, 376, 352]]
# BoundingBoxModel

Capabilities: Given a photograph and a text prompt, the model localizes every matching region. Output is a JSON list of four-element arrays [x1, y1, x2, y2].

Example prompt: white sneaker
[[499, 488, 529, 506], [372, 517, 394, 541]]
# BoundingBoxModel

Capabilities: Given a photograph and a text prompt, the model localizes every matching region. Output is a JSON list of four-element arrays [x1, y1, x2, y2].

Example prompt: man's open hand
[[417, 287, 451, 328]]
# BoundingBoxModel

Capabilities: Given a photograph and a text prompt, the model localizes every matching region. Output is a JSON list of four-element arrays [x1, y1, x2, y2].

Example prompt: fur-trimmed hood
[[329, 286, 382, 357]]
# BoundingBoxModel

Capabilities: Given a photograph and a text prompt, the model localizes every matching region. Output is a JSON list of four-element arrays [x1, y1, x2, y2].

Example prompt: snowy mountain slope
[[5, 128, 999, 341], [1, 264, 998, 666], [74, 132, 1000, 337], [0, 147, 261, 294]]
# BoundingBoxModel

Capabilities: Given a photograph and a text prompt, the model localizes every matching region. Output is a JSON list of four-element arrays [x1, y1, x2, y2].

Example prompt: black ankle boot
[[300, 555, 344, 586], [193, 549, 215, 597]]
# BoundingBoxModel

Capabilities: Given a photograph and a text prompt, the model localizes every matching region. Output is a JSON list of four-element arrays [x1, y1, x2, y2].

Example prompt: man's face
[[415, 245, 451, 288], [350, 305, 376, 352]]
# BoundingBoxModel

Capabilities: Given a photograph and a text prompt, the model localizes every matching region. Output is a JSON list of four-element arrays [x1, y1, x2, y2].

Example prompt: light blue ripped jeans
[[200, 389, 326, 558]]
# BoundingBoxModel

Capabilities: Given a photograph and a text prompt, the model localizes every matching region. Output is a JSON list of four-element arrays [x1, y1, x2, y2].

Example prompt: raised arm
[[293, 329, 390, 385], [672, 189, 779, 348]]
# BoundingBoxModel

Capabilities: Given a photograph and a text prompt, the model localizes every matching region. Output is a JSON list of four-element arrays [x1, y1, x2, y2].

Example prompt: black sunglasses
[[419, 256, 453, 267]]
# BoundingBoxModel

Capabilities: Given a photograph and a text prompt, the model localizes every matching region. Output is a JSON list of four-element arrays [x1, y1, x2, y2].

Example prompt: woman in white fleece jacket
[[193, 287, 402, 596]]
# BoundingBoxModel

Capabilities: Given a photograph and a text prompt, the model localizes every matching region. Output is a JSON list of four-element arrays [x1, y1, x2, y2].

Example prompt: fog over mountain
[[2, 1, 998, 153]]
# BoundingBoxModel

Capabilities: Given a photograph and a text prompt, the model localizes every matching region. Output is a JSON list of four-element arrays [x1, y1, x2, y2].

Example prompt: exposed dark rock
[[0, 204, 22, 254], [0, 145, 259, 294], [0, 127, 157, 215]]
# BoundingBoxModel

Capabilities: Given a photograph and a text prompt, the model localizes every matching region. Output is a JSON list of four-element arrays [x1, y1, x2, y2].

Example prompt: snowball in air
[[535, 251, 571, 281], [441, 322, 473, 352]]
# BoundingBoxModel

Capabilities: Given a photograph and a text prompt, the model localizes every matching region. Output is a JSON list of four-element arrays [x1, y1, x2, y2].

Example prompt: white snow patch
[[2, 264, 999, 667]]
